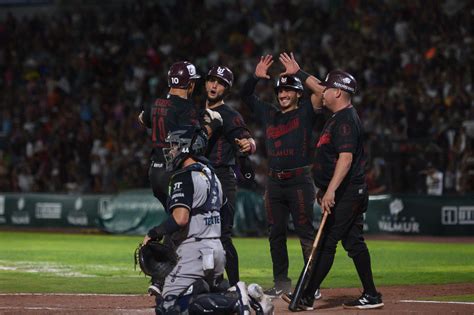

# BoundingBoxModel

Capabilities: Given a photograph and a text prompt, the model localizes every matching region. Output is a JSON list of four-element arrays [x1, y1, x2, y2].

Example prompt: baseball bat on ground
[[288, 211, 329, 312]]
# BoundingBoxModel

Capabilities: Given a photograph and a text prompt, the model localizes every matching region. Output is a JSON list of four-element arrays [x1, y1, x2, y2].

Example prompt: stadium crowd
[[0, 0, 473, 195]]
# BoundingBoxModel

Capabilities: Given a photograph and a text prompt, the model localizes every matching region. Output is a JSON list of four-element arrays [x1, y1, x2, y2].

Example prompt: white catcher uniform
[[162, 162, 226, 306]]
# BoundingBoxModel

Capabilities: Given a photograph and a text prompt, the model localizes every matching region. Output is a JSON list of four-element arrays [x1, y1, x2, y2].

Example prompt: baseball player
[[139, 61, 223, 296], [142, 126, 227, 313], [205, 65, 256, 286], [279, 53, 384, 310], [240, 55, 322, 299]]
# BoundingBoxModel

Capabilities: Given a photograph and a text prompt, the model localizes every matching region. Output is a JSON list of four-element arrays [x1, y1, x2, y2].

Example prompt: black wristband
[[147, 215, 181, 239], [296, 69, 310, 82]]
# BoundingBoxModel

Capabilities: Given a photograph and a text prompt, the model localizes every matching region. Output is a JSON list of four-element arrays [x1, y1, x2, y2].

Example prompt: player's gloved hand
[[203, 109, 223, 131], [146, 228, 164, 243]]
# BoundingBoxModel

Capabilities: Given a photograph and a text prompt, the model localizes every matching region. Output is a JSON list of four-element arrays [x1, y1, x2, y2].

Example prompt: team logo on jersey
[[281, 77, 287, 83], [339, 123, 351, 136], [266, 117, 300, 139], [317, 133, 331, 147], [173, 182, 182, 190], [171, 193, 184, 199], [232, 116, 244, 127]]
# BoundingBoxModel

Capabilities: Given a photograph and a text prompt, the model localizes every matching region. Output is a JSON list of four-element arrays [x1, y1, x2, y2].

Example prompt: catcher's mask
[[162, 126, 208, 172], [134, 240, 178, 279]]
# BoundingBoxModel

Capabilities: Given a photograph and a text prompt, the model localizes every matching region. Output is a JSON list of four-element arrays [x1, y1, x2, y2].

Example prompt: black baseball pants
[[265, 173, 315, 289], [304, 183, 378, 297], [215, 166, 239, 286]]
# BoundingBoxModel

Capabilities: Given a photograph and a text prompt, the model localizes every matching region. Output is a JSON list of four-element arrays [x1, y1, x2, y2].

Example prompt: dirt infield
[[1, 283, 473, 314]]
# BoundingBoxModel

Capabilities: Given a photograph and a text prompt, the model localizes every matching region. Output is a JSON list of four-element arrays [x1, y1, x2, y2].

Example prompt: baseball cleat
[[147, 283, 162, 297], [263, 287, 283, 298], [263, 285, 291, 299], [343, 292, 384, 309], [314, 288, 322, 300], [281, 292, 314, 311]]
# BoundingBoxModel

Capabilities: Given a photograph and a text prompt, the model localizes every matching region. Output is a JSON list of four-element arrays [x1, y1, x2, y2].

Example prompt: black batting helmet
[[167, 61, 201, 88], [206, 66, 234, 87], [274, 75, 304, 93]]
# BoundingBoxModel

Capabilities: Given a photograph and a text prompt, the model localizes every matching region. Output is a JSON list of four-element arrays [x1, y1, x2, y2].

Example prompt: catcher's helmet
[[168, 61, 201, 88], [274, 75, 304, 93], [319, 70, 357, 94], [163, 126, 208, 171], [135, 240, 178, 279], [206, 65, 234, 87]]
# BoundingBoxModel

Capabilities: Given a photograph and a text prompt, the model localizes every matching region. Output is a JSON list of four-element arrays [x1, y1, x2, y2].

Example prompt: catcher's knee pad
[[188, 292, 240, 314], [155, 304, 181, 315], [161, 279, 212, 314], [211, 278, 230, 293], [183, 278, 211, 296]]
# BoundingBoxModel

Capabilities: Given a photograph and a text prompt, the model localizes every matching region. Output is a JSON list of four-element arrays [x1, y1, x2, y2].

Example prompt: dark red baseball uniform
[[143, 94, 201, 207], [241, 75, 320, 290]]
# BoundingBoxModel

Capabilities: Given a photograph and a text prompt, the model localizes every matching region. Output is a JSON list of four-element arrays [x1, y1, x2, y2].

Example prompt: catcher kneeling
[[136, 126, 273, 314]]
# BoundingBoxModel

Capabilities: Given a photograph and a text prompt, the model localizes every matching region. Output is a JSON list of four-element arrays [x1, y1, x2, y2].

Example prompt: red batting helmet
[[167, 61, 201, 88], [206, 66, 234, 87], [319, 70, 357, 94]]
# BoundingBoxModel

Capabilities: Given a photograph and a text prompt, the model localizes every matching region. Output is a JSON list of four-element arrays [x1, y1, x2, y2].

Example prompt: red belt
[[268, 166, 311, 180]]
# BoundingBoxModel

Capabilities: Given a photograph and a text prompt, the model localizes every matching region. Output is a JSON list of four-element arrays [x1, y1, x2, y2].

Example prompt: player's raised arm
[[240, 55, 275, 117], [255, 54, 274, 79], [279, 52, 324, 111]]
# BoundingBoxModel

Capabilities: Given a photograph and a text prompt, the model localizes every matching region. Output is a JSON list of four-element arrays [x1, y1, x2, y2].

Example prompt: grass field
[[0, 231, 473, 294]]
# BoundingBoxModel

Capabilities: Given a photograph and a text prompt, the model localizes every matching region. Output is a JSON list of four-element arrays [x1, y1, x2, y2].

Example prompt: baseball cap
[[320, 70, 357, 94]]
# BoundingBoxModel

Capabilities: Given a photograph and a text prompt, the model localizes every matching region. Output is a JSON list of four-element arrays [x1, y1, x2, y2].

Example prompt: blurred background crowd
[[0, 0, 473, 195]]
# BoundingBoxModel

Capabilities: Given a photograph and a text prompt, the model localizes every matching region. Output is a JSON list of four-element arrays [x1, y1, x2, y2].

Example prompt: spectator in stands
[[422, 163, 444, 196], [0, 1, 472, 195], [366, 159, 387, 195]]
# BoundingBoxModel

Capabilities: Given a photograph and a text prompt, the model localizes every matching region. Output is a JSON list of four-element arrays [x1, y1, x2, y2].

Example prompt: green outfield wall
[[0, 193, 111, 228], [0, 190, 473, 236]]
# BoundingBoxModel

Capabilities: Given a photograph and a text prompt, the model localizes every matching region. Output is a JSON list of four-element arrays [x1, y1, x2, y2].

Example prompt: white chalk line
[[0, 260, 135, 278], [400, 300, 474, 305], [0, 306, 152, 313], [0, 293, 143, 296]]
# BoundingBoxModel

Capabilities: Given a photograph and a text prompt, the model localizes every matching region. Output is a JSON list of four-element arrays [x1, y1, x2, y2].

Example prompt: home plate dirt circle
[[0, 283, 473, 314]]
